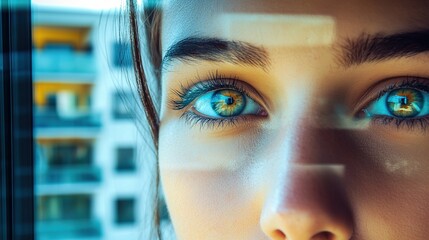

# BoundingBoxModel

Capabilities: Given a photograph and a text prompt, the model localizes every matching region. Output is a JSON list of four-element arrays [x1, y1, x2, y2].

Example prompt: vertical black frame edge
[[0, 0, 34, 239], [0, 1, 13, 239]]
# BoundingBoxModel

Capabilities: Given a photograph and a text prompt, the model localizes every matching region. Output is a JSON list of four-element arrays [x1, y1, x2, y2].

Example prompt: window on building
[[116, 147, 136, 172], [112, 91, 135, 119], [38, 194, 92, 221], [112, 41, 132, 68], [115, 198, 136, 224], [39, 141, 93, 167]]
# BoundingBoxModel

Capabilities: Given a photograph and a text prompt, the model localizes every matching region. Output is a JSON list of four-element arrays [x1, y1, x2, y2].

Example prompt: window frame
[[0, 0, 34, 239]]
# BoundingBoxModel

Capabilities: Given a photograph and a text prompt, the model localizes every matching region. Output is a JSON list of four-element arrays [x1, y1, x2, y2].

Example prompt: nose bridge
[[270, 117, 337, 167], [272, 165, 351, 217], [270, 78, 340, 165], [261, 165, 354, 240]]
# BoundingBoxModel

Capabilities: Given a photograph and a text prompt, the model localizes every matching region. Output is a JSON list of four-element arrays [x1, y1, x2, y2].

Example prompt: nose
[[260, 124, 354, 240], [260, 166, 353, 240]]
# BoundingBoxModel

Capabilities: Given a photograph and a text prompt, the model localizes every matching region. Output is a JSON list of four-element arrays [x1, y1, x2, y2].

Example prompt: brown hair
[[128, 0, 161, 143], [127, 0, 163, 238]]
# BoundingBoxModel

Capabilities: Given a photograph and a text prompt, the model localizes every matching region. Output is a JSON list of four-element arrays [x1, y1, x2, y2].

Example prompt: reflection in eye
[[194, 89, 262, 118], [364, 87, 429, 119], [386, 89, 423, 118]]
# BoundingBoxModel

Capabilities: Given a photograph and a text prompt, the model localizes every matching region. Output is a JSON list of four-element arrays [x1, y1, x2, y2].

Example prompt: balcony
[[35, 108, 101, 128], [33, 48, 96, 81], [37, 219, 101, 240], [37, 166, 102, 185]]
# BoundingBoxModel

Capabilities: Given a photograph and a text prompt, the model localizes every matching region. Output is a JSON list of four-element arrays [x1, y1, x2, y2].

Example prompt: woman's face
[[158, 0, 429, 239]]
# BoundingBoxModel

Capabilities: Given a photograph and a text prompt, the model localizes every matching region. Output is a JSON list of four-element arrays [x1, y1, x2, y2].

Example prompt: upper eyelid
[[374, 78, 429, 101]]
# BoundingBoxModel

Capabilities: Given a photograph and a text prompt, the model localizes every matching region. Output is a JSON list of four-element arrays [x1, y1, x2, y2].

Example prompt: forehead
[[161, 0, 429, 55]]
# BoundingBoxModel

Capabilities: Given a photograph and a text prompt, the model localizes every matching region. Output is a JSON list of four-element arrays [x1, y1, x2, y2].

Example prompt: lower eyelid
[[369, 116, 429, 132]]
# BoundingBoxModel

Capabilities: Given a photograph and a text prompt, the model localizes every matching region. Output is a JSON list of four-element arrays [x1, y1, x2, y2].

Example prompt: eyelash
[[359, 76, 429, 131], [371, 116, 429, 131], [169, 71, 263, 129]]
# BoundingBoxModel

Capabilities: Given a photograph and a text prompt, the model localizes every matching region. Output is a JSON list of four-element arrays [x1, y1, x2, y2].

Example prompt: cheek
[[158, 122, 269, 238], [351, 129, 429, 177], [349, 171, 429, 239], [347, 131, 429, 239], [158, 119, 270, 171], [160, 170, 263, 238]]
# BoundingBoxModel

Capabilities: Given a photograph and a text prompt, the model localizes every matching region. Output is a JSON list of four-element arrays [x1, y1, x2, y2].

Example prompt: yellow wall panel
[[37, 138, 93, 145], [33, 26, 90, 50]]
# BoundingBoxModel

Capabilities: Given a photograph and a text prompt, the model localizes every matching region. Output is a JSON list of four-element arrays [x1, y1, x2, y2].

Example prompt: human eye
[[357, 76, 429, 130], [169, 72, 268, 129]]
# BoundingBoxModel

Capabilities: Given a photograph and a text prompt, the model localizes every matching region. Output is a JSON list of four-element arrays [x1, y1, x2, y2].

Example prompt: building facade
[[33, 5, 151, 240]]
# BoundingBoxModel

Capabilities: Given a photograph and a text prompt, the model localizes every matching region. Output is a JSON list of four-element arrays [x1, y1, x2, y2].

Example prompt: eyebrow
[[162, 30, 429, 71], [162, 37, 270, 71], [340, 30, 429, 67]]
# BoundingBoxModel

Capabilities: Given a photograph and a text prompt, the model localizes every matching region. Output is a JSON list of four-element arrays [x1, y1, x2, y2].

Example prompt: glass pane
[[32, 1, 150, 239]]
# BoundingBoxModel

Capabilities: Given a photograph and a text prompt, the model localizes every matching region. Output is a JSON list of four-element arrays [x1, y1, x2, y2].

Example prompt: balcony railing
[[37, 219, 101, 240], [37, 166, 102, 184], [33, 49, 96, 80], [34, 109, 101, 128]]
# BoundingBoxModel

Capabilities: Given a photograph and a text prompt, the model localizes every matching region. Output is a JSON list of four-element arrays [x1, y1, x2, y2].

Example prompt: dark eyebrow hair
[[162, 37, 270, 71], [340, 30, 429, 67], [162, 31, 429, 71]]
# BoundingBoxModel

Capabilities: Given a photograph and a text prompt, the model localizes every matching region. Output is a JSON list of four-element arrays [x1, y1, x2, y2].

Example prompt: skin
[[157, 0, 429, 239]]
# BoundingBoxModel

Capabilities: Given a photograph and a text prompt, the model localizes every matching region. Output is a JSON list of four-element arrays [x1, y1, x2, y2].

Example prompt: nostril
[[273, 229, 286, 239], [311, 231, 334, 240]]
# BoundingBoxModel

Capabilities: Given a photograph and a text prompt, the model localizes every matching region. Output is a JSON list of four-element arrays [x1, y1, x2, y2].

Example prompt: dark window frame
[[0, 0, 34, 239]]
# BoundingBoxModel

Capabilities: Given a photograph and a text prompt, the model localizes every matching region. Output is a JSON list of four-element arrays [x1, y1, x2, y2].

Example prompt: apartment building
[[33, 5, 151, 240]]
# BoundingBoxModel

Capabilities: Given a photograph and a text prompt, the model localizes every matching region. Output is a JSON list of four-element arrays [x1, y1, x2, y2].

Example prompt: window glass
[[112, 91, 136, 119], [112, 42, 133, 68], [114, 198, 136, 224], [37, 194, 100, 239], [116, 147, 136, 172]]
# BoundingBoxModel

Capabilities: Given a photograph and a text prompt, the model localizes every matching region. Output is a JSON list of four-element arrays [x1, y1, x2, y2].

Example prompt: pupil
[[210, 89, 246, 117]]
